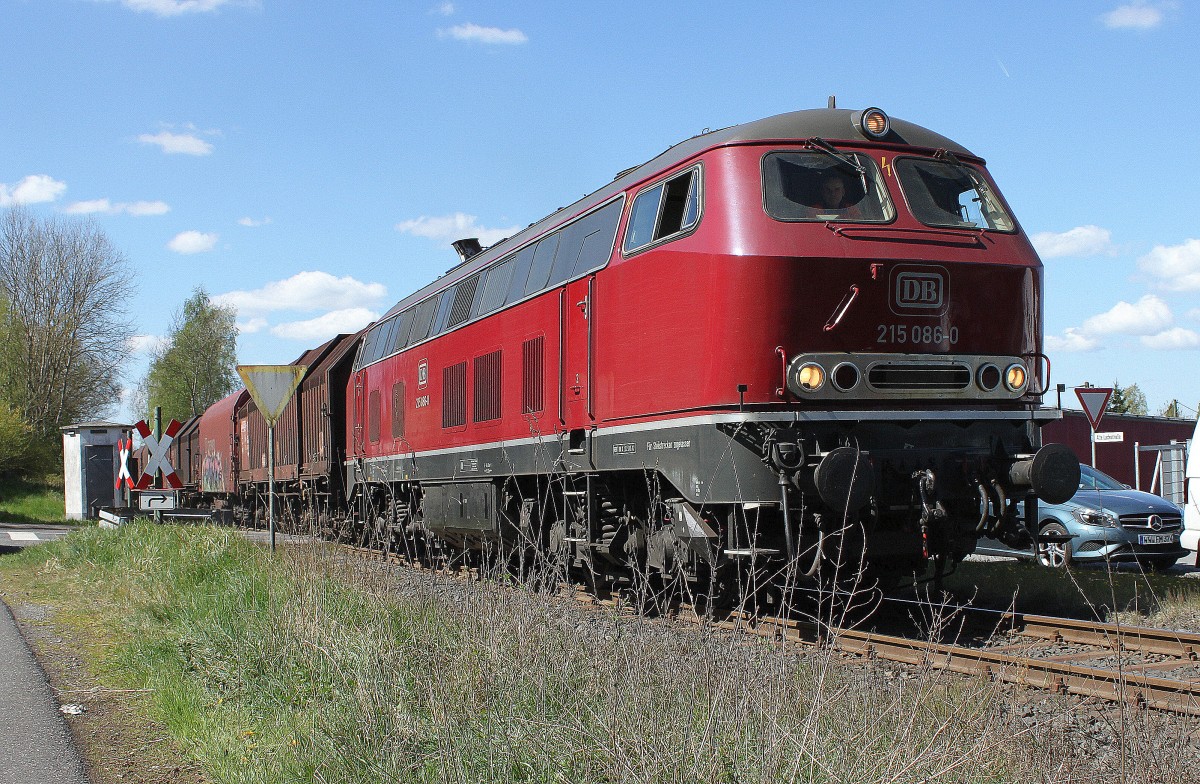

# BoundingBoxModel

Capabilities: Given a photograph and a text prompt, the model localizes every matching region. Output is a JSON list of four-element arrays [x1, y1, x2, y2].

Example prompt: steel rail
[[997, 612, 1200, 659]]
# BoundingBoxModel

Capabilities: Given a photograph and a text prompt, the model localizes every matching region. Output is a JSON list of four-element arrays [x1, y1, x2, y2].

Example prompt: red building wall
[[1042, 410, 1194, 493]]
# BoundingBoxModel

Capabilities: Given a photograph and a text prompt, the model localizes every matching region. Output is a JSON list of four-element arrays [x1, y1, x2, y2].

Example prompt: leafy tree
[[0, 207, 135, 451], [141, 287, 238, 422], [0, 402, 32, 474], [1106, 381, 1148, 416]]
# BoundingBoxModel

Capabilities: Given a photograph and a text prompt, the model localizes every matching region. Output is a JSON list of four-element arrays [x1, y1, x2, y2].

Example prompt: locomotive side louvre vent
[[867, 361, 972, 391], [474, 350, 502, 423], [391, 381, 405, 438], [522, 336, 545, 414], [368, 389, 381, 443], [448, 274, 481, 329], [443, 361, 467, 428]]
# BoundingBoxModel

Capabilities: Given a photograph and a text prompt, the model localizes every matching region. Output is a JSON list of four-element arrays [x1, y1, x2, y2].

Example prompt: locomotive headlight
[[857, 107, 891, 139], [795, 362, 826, 392], [1004, 363, 1027, 392], [976, 363, 1001, 392]]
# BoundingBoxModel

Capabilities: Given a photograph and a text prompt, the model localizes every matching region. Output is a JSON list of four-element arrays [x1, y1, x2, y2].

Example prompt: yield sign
[[135, 419, 183, 489], [1075, 387, 1113, 430], [237, 365, 307, 427]]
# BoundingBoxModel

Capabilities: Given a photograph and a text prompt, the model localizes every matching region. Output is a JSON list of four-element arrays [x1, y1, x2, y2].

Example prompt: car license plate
[[1139, 533, 1176, 545]]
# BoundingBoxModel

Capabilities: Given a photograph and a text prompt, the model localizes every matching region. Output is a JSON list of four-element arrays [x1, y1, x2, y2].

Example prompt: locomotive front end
[[735, 107, 1081, 579]]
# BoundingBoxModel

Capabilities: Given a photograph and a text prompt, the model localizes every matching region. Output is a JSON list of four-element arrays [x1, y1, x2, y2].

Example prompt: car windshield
[[1079, 465, 1126, 491], [894, 158, 1015, 231], [762, 151, 895, 223]]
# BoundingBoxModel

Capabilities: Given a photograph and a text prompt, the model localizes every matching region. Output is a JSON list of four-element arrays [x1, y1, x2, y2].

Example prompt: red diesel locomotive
[[188, 106, 1079, 592]]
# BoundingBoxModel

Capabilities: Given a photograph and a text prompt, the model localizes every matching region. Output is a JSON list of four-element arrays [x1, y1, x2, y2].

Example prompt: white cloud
[[0, 174, 67, 205], [214, 271, 387, 317], [431, 2, 455, 15], [439, 22, 528, 45], [138, 130, 213, 155], [1141, 327, 1200, 350], [1081, 294, 1173, 336], [1049, 294, 1180, 353], [1102, 2, 1171, 30], [237, 216, 272, 227], [1030, 225, 1113, 258], [236, 317, 268, 334], [270, 308, 378, 341], [168, 230, 219, 254], [112, 0, 240, 17], [128, 201, 171, 216], [65, 198, 170, 216], [1138, 238, 1200, 291], [396, 212, 520, 247], [1045, 328, 1101, 353], [1188, 308, 1200, 322], [128, 334, 168, 355]]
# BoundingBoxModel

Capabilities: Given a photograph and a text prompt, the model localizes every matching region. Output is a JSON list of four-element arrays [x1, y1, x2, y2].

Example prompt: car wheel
[[1036, 521, 1072, 568]]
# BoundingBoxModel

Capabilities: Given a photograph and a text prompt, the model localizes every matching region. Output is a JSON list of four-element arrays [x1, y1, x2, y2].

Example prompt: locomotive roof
[[382, 108, 975, 321]]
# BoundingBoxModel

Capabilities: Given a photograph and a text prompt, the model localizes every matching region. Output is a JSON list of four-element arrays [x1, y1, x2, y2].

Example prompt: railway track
[[337, 540, 1200, 716], [687, 605, 1200, 717]]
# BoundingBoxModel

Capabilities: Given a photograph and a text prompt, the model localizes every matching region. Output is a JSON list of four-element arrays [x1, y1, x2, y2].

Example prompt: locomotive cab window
[[894, 158, 1015, 231], [623, 167, 701, 254], [762, 151, 894, 223]]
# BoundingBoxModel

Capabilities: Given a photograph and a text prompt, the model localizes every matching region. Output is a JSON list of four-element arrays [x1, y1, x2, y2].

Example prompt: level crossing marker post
[[237, 365, 307, 552], [154, 408, 162, 523]]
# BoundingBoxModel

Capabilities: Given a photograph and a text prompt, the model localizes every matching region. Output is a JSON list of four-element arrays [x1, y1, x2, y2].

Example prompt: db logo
[[417, 359, 429, 389], [890, 266, 948, 315]]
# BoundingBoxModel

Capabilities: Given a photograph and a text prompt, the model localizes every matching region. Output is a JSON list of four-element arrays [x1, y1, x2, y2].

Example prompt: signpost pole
[[268, 425, 276, 553], [1091, 424, 1097, 469], [154, 406, 163, 524]]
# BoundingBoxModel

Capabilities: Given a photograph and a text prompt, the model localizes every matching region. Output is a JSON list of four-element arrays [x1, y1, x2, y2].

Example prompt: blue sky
[[3, 0, 1198, 422]]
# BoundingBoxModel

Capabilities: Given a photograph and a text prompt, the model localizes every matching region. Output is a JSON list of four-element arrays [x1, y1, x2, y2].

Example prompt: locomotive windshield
[[762, 151, 894, 223], [894, 158, 1015, 231]]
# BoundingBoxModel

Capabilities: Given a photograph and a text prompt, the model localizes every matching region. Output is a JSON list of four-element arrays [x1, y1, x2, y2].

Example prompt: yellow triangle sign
[[237, 365, 307, 427]]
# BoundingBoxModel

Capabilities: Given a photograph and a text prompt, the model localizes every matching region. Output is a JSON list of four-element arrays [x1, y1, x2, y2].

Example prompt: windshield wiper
[[808, 137, 865, 175], [807, 137, 869, 197]]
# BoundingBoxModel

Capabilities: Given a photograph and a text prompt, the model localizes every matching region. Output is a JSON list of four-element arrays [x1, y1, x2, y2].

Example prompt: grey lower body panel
[[347, 409, 1050, 506]]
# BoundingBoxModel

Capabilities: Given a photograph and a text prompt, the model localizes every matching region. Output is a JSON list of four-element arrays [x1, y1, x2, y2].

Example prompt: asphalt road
[[0, 599, 90, 784], [0, 523, 73, 554]]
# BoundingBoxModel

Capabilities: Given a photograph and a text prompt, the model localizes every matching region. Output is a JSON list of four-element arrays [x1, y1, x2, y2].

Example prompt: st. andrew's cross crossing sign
[[135, 418, 184, 489]]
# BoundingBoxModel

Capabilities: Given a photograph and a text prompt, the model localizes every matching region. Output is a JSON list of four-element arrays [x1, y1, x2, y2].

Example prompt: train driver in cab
[[811, 172, 862, 218]]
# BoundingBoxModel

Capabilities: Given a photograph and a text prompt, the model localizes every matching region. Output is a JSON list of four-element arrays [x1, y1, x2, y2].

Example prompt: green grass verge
[[0, 475, 68, 524], [2, 523, 1195, 783]]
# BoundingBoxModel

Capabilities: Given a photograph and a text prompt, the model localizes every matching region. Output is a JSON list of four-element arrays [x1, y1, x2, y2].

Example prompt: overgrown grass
[[1, 524, 1196, 783], [0, 474, 67, 523]]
